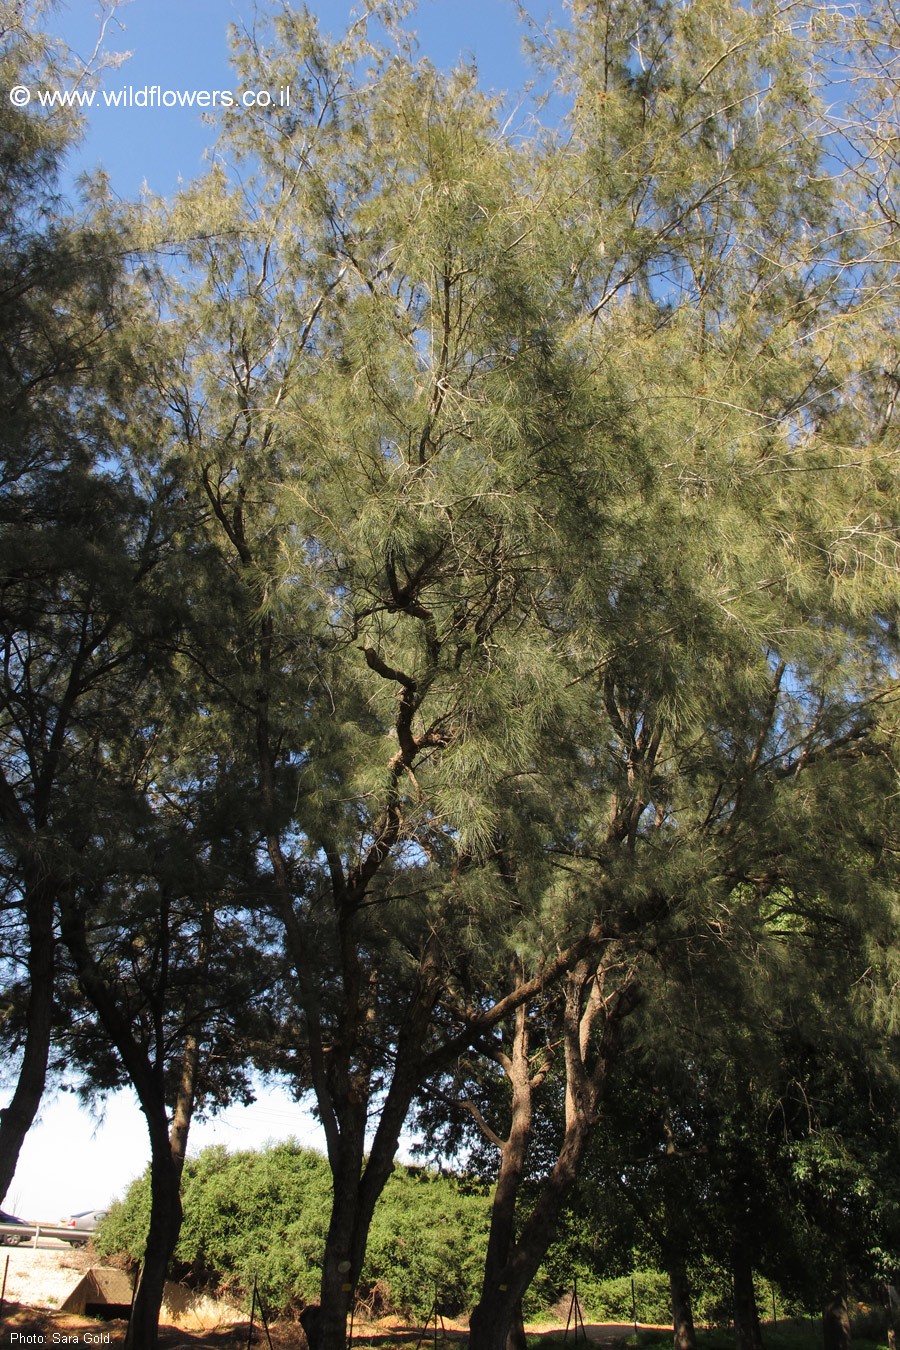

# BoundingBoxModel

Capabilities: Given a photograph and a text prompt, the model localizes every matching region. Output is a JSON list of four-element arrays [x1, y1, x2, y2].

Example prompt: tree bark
[[506, 1301, 527, 1350], [468, 965, 640, 1350], [669, 1262, 697, 1350], [732, 1235, 763, 1350], [310, 938, 444, 1350], [823, 1293, 851, 1350], [469, 1114, 592, 1350], [468, 1002, 535, 1350], [59, 899, 189, 1350], [125, 1110, 183, 1350], [886, 1284, 899, 1350], [169, 903, 211, 1179], [0, 879, 54, 1203], [169, 1031, 200, 1178]]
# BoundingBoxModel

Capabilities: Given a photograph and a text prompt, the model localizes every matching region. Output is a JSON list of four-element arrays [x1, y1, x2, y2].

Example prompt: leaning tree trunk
[[0, 877, 54, 1202], [125, 1109, 183, 1350], [469, 1118, 592, 1350]]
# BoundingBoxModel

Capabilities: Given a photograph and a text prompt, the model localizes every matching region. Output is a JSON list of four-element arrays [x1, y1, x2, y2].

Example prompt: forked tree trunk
[[60, 900, 199, 1350], [312, 946, 444, 1350], [468, 1004, 535, 1350], [469, 1119, 593, 1350], [468, 966, 640, 1350]]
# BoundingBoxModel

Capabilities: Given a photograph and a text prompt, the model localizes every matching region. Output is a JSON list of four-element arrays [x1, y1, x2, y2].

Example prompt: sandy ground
[[0, 1241, 90, 1309]]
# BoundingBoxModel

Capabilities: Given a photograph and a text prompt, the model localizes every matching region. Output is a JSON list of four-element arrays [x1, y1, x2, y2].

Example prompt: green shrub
[[583, 1270, 672, 1324], [363, 1166, 490, 1318], [95, 1143, 491, 1319]]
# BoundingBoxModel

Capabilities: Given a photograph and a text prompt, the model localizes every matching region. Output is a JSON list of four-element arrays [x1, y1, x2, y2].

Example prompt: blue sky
[[47, 0, 550, 199]]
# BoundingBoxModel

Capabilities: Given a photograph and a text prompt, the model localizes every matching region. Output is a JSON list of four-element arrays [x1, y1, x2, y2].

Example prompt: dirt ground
[[0, 1246, 643, 1348], [0, 1302, 645, 1350]]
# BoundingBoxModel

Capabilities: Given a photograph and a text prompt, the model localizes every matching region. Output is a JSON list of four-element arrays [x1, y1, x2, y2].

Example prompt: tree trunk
[[0, 881, 54, 1202], [312, 974, 443, 1350], [669, 1263, 697, 1350], [59, 900, 189, 1350], [318, 1121, 366, 1350], [886, 1284, 899, 1350], [468, 1005, 534, 1350], [468, 967, 640, 1350], [169, 1031, 200, 1178], [125, 1111, 183, 1350], [823, 1293, 851, 1350], [169, 901, 210, 1179], [468, 967, 639, 1350], [506, 1301, 527, 1350], [732, 1236, 763, 1350]]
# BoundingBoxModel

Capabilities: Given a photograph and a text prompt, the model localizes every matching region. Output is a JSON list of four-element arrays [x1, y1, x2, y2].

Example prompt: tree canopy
[[1, 2, 899, 1349]]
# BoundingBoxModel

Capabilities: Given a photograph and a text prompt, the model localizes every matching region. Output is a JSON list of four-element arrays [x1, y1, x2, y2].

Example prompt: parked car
[[0, 1209, 30, 1245], [59, 1209, 107, 1243]]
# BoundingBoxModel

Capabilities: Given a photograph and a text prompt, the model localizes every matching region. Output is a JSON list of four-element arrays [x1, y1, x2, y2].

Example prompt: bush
[[584, 1270, 672, 1324], [363, 1166, 490, 1318], [95, 1142, 490, 1319]]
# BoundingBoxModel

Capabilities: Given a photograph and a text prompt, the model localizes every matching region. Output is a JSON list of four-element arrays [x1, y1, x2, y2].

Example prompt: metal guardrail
[[0, 1220, 91, 1246]]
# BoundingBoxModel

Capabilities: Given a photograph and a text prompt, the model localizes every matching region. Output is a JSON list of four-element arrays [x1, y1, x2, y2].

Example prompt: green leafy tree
[[0, 0, 176, 1204], [412, 1, 900, 1345], [150, 11, 610, 1350], [0, 14, 272, 1347]]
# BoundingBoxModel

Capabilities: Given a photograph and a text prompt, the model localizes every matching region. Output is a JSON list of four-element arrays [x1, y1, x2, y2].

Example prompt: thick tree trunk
[[823, 1293, 851, 1350], [125, 1119, 183, 1350], [506, 1301, 527, 1350], [469, 1286, 524, 1350], [669, 1263, 697, 1350], [318, 1122, 366, 1350], [732, 1236, 763, 1350], [469, 1005, 534, 1350], [0, 882, 54, 1202]]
